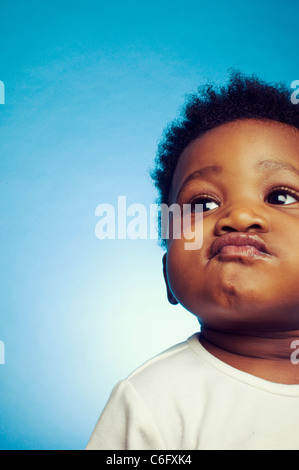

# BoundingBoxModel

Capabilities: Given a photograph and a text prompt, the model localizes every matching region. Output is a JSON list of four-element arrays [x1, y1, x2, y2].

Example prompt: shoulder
[[129, 333, 200, 374], [123, 333, 207, 396]]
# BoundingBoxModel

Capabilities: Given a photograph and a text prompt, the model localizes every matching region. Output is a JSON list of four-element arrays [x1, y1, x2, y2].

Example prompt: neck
[[199, 326, 299, 384]]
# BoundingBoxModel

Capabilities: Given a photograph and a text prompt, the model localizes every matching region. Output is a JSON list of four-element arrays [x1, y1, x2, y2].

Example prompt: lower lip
[[216, 245, 268, 258]]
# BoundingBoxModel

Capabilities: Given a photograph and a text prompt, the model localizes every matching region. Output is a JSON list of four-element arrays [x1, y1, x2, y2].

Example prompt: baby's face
[[164, 119, 299, 331]]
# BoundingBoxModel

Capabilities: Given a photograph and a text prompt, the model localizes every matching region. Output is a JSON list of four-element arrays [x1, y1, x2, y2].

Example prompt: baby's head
[[151, 71, 299, 333]]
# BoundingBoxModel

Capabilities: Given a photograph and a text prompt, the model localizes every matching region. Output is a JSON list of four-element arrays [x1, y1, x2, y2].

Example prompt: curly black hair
[[150, 70, 299, 248]]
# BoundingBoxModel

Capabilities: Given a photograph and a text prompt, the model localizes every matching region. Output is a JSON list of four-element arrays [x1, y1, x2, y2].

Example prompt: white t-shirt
[[86, 333, 299, 450]]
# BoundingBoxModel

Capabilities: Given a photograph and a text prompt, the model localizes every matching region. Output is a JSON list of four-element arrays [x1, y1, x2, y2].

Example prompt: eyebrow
[[175, 165, 222, 200], [175, 159, 299, 201], [257, 159, 299, 175]]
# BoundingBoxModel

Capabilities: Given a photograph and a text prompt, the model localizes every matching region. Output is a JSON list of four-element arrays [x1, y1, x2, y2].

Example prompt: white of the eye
[[278, 194, 297, 204], [206, 200, 219, 210]]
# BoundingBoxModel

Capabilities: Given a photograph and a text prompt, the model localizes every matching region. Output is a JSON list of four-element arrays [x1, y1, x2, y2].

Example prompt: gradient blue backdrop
[[1, 0, 298, 450]]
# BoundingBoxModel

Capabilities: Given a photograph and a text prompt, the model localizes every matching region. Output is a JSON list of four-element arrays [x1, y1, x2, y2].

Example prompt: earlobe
[[162, 253, 179, 305]]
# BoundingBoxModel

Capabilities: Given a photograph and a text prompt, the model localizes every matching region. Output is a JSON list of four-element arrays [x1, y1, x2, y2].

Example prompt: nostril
[[221, 226, 237, 233], [249, 224, 264, 231], [220, 223, 264, 234], [215, 207, 269, 235]]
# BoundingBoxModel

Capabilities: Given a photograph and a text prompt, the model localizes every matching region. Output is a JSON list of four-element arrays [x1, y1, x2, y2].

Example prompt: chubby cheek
[[166, 236, 299, 327], [166, 240, 206, 313]]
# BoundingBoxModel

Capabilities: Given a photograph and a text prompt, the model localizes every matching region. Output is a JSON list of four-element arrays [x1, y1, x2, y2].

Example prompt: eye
[[266, 188, 299, 205], [189, 195, 220, 212]]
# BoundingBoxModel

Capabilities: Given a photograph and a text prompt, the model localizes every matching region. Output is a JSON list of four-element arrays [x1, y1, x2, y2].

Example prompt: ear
[[162, 253, 178, 305]]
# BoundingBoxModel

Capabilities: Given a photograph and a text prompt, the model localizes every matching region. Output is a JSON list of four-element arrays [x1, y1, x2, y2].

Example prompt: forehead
[[170, 119, 299, 202]]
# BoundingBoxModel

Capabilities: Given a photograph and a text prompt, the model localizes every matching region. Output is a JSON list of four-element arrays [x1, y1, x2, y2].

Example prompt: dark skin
[[163, 119, 299, 384]]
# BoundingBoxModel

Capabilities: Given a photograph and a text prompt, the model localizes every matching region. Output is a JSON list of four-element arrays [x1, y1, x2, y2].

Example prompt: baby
[[86, 71, 299, 450]]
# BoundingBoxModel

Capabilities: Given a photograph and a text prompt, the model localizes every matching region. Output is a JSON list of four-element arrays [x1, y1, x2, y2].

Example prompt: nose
[[214, 204, 269, 235]]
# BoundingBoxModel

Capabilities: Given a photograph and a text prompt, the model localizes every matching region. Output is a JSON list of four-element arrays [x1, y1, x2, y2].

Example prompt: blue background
[[0, 0, 298, 450]]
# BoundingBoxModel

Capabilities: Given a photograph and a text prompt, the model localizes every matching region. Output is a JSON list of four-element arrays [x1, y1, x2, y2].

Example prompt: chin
[[194, 295, 299, 332]]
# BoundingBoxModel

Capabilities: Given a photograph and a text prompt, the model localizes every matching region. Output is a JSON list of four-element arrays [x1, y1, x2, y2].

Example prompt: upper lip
[[211, 233, 269, 258]]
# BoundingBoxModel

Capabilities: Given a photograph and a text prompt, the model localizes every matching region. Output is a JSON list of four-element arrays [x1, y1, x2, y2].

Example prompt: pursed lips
[[210, 233, 270, 259]]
